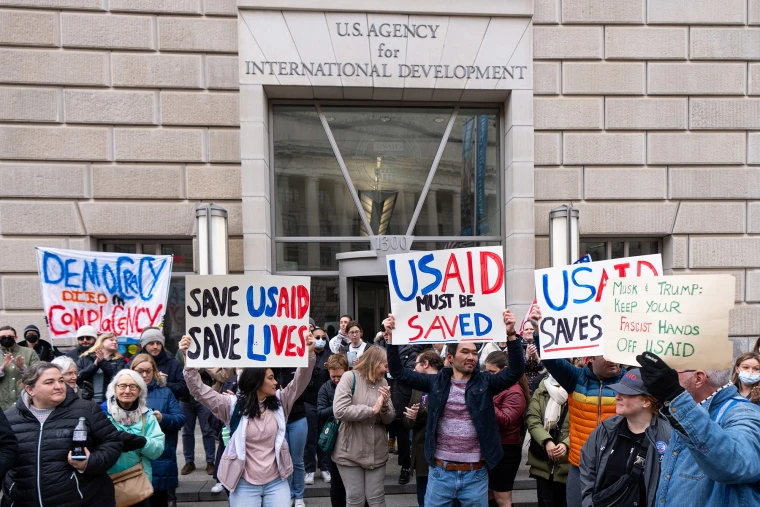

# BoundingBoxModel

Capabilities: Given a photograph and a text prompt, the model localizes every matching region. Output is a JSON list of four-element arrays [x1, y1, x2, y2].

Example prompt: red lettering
[[442, 254, 465, 292], [271, 324, 288, 355], [296, 285, 310, 319], [595, 269, 609, 302], [296, 325, 307, 356], [408, 315, 423, 341], [480, 251, 504, 295], [48, 305, 66, 336], [637, 260, 658, 276], [613, 262, 630, 278], [424, 316, 446, 340], [466, 251, 475, 294], [277, 287, 289, 318], [86, 309, 99, 325], [145, 304, 163, 327], [285, 325, 298, 356], [290, 286, 296, 320]]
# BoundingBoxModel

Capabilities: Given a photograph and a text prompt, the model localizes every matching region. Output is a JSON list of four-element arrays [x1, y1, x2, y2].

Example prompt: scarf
[[107, 397, 149, 427], [543, 375, 568, 431]]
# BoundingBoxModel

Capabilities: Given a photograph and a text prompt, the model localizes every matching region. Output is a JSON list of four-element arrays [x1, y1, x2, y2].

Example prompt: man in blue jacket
[[139, 327, 188, 400], [385, 309, 528, 507], [637, 351, 760, 507]]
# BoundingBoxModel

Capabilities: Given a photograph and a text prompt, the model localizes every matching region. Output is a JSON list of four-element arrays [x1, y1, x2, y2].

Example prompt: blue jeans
[[425, 464, 488, 507], [180, 399, 217, 464], [229, 477, 290, 507], [286, 416, 308, 499]]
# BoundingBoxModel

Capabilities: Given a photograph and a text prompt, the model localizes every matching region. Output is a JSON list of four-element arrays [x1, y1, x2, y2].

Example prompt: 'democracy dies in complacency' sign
[[602, 275, 735, 370], [534, 255, 663, 360], [36, 248, 173, 339], [184, 275, 311, 368], [239, 11, 532, 90], [387, 247, 506, 345]]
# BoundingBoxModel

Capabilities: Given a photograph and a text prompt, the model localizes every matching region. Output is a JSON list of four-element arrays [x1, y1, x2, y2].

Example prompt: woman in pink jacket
[[484, 350, 531, 507], [178, 334, 316, 507]]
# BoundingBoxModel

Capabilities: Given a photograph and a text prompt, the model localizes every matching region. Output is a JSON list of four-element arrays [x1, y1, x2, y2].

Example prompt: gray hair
[[51, 356, 76, 373], [705, 369, 732, 388], [19, 361, 62, 389], [106, 369, 148, 408]]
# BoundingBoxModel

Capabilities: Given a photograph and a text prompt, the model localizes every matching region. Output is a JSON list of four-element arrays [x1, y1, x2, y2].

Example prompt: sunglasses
[[78, 336, 95, 341]]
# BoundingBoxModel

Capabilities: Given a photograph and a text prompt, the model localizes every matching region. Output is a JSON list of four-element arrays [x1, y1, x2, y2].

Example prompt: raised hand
[[2, 353, 13, 371], [13, 354, 25, 370], [503, 309, 516, 337]]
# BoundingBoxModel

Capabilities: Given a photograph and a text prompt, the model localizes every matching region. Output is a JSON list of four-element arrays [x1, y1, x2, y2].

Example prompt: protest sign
[[534, 254, 662, 360], [184, 274, 311, 368], [602, 274, 735, 369], [386, 246, 506, 344], [36, 247, 173, 339]]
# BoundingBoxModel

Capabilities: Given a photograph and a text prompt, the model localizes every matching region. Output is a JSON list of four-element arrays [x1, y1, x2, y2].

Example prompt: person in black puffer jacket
[[2, 362, 122, 507], [139, 327, 189, 401], [303, 328, 333, 484], [76, 333, 127, 404]]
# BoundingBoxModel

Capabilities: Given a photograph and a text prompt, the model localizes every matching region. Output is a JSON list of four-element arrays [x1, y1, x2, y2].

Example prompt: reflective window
[[629, 241, 658, 257], [580, 239, 661, 262], [162, 243, 193, 272], [580, 241, 606, 262], [276, 242, 370, 271], [103, 243, 137, 254], [273, 106, 364, 237], [310, 277, 340, 333], [413, 109, 500, 237]]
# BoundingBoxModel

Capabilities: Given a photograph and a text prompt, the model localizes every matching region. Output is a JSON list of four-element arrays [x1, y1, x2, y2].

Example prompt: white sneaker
[[321, 471, 331, 483], [210, 482, 224, 494], [294, 499, 306, 507], [304, 472, 315, 485]]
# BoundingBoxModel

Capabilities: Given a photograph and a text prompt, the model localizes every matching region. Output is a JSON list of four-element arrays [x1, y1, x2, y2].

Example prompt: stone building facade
[[0, 0, 757, 355]]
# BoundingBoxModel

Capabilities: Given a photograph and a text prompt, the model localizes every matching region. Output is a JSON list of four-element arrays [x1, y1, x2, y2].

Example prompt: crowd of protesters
[[0, 318, 759, 507]]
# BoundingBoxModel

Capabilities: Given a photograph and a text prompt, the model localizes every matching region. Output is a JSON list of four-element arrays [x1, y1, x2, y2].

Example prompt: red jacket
[[493, 383, 527, 445]]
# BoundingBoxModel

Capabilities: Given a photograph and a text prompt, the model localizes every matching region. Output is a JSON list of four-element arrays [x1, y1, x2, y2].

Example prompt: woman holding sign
[[332, 345, 395, 507], [178, 333, 316, 507]]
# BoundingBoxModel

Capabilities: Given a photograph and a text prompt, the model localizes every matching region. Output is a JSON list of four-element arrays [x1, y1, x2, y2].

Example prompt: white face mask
[[738, 371, 760, 385]]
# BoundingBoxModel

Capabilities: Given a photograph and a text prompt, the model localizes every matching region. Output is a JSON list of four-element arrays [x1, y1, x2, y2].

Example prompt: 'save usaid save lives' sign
[[387, 247, 507, 344]]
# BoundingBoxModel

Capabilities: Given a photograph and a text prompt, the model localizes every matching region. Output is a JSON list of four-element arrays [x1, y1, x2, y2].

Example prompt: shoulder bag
[[318, 372, 356, 454], [110, 415, 154, 507]]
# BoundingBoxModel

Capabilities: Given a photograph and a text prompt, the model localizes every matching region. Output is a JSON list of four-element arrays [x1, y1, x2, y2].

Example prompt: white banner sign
[[534, 254, 663, 360], [36, 247, 173, 339], [184, 275, 311, 368], [387, 247, 506, 345]]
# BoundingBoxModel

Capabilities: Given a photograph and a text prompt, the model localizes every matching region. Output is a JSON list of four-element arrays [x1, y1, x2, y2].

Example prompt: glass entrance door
[[354, 277, 390, 342]]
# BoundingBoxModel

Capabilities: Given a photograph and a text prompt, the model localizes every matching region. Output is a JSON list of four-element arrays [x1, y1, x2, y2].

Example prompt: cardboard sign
[[387, 246, 506, 344], [36, 247, 173, 339], [184, 274, 311, 368], [534, 254, 663, 359], [602, 274, 735, 369]]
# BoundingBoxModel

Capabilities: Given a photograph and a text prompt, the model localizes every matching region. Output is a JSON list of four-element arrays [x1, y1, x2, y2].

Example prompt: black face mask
[[0, 337, 15, 349], [25, 334, 39, 344]]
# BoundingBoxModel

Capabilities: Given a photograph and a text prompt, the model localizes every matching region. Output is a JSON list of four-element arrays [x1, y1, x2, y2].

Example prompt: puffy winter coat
[[316, 379, 337, 428], [139, 347, 188, 401], [543, 359, 626, 467], [525, 377, 571, 483], [0, 407, 17, 483], [145, 381, 185, 491], [0, 344, 40, 411], [2, 388, 122, 507], [100, 402, 165, 483], [493, 382, 527, 445]]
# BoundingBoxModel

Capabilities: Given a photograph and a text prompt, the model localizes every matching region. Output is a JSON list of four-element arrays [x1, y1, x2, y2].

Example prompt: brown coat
[[331, 370, 395, 470]]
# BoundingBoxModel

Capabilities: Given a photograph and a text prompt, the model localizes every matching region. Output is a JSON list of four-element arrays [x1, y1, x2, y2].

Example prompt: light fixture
[[195, 203, 229, 275], [549, 204, 580, 267]]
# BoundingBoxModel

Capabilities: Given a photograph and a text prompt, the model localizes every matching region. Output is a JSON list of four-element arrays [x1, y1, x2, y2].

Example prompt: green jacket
[[526, 377, 571, 483], [0, 344, 40, 411], [101, 407, 165, 482], [403, 389, 428, 477]]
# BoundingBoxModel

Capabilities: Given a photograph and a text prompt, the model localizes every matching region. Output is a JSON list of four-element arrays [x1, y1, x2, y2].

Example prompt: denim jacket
[[387, 340, 525, 470], [655, 384, 760, 507]]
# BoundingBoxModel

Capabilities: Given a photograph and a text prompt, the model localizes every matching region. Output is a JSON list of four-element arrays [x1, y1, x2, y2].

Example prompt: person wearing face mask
[[731, 352, 760, 405], [18, 324, 62, 362], [0, 325, 40, 411], [303, 327, 333, 486]]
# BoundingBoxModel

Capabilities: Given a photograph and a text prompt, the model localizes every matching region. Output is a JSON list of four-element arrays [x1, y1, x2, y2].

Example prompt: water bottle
[[71, 417, 88, 460], [221, 426, 231, 446]]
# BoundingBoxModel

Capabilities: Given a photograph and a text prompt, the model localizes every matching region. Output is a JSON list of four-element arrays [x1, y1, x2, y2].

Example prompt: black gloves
[[120, 432, 147, 452], [636, 352, 685, 404]]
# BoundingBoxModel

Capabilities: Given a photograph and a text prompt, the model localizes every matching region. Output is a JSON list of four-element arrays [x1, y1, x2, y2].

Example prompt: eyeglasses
[[134, 370, 153, 376], [116, 384, 140, 392], [348, 330, 361, 335], [78, 336, 94, 341]]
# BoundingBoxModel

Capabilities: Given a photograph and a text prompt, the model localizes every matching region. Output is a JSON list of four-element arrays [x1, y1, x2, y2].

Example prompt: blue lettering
[[246, 286, 266, 317], [116, 257, 136, 300], [542, 271, 569, 311], [63, 258, 80, 289], [265, 286, 278, 317], [103, 264, 118, 294], [459, 313, 473, 336], [474, 313, 492, 336], [571, 266, 596, 304], [418, 254, 442, 296], [81, 259, 99, 292], [389, 259, 418, 302], [42, 251, 65, 284], [140, 257, 167, 301], [247, 325, 266, 361]]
